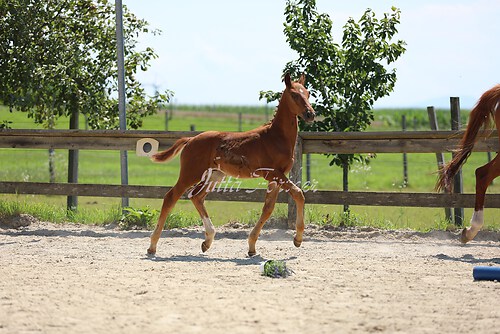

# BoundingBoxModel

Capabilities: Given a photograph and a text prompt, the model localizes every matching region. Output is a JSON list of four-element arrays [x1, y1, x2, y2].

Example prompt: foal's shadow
[[434, 253, 500, 264], [143, 254, 298, 266]]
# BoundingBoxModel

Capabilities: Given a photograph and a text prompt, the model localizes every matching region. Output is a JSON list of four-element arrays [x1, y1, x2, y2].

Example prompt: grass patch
[[119, 206, 158, 230], [165, 212, 202, 229], [0, 198, 122, 225], [0, 199, 24, 218], [305, 204, 499, 232], [1, 196, 500, 232], [373, 108, 470, 131]]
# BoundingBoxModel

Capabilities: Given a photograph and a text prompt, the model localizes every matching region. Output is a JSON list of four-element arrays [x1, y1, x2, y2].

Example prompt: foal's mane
[[262, 88, 287, 127], [263, 106, 279, 127]]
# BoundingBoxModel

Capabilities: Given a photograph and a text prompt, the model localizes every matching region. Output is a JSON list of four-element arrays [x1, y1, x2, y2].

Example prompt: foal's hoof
[[146, 248, 156, 257], [201, 241, 210, 253], [248, 250, 257, 257], [293, 237, 302, 248], [459, 228, 470, 244]]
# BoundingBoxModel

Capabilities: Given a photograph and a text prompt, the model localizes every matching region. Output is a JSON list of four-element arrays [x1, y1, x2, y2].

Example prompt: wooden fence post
[[306, 153, 311, 182], [427, 106, 453, 223], [402, 115, 408, 186], [288, 136, 303, 229], [450, 97, 464, 226], [342, 162, 349, 213]]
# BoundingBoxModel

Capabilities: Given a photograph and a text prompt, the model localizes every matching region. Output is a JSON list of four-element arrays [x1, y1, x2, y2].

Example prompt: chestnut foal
[[147, 73, 315, 256], [437, 84, 500, 243]]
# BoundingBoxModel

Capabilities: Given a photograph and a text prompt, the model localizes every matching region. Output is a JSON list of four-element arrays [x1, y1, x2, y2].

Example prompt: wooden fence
[[0, 129, 499, 225]]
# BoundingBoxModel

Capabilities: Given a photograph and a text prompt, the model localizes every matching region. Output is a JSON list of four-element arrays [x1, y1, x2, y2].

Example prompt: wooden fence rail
[[2, 181, 499, 209], [1, 129, 499, 223], [1, 129, 498, 153]]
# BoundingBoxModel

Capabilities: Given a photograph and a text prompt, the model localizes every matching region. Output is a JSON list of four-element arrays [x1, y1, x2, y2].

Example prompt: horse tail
[[151, 137, 192, 163], [436, 84, 500, 192]]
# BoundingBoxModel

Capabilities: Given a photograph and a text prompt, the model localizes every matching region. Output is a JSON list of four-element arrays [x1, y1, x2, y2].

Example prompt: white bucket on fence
[[136, 138, 159, 157]]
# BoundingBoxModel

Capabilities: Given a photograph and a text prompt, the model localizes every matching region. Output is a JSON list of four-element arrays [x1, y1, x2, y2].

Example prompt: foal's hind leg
[[461, 154, 500, 243], [189, 170, 225, 252], [191, 191, 216, 253], [147, 183, 188, 255], [248, 183, 280, 256]]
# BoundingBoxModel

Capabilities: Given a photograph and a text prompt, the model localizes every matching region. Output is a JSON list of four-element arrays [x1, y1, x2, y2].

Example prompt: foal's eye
[[291, 92, 300, 101]]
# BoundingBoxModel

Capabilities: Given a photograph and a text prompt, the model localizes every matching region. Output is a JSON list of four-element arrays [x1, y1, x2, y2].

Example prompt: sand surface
[[1, 218, 499, 334]]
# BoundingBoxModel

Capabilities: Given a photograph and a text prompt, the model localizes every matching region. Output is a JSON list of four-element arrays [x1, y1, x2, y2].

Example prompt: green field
[[1, 105, 499, 231]]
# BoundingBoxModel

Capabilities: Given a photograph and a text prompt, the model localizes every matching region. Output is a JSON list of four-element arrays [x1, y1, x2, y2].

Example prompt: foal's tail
[[151, 137, 192, 163], [436, 84, 500, 192]]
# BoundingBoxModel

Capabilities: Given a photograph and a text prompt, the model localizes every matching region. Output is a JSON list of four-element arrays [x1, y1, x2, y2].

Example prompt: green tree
[[0, 0, 172, 129], [261, 0, 405, 168], [0, 0, 172, 192]]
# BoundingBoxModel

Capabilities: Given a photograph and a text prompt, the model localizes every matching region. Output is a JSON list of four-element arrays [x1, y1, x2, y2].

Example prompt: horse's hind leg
[[461, 154, 500, 243], [248, 183, 280, 257], [147, 182, 188, 255], [190, 189, 216, 253], [189, 169, 225, 252]]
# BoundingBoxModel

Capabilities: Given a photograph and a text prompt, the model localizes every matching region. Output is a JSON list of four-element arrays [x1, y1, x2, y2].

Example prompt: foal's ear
[[298, 73, 306, 86], [284, 73, 292, 89]]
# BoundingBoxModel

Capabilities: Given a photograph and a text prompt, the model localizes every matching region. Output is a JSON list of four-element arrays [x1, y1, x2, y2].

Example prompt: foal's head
[[283, 73, 316, 123]]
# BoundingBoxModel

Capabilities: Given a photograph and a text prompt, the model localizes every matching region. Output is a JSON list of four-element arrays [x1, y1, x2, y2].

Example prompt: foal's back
[[180, 124, 286, 179]]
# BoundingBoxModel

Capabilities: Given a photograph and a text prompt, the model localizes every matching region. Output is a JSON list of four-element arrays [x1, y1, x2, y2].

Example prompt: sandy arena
[[1, 217, 499, 334]]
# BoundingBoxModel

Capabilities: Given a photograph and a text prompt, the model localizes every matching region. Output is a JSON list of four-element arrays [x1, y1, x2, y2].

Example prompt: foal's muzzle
[[301, 110, 316, 123]]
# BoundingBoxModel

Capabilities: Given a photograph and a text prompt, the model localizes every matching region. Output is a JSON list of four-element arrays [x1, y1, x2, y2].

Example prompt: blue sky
[[125, 0, 500, 108]]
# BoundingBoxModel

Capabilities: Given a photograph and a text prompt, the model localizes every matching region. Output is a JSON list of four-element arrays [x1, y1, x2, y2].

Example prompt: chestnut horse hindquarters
[[435, 84, 500, 243]]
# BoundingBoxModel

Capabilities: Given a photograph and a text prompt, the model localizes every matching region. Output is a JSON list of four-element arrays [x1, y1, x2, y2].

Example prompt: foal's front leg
[[250, 172, 305, 254], [248, 183, 280, 256], [281, 180, 305, 248]]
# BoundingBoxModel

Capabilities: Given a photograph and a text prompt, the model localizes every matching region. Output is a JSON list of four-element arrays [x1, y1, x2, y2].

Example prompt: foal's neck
[[269, 96, 299, 149]]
